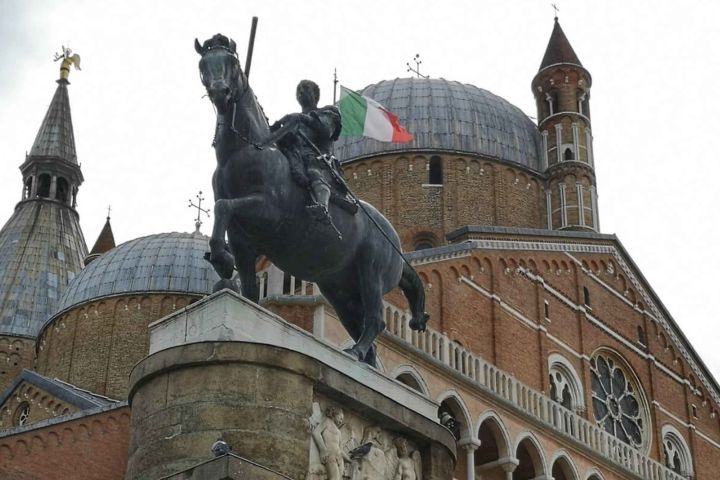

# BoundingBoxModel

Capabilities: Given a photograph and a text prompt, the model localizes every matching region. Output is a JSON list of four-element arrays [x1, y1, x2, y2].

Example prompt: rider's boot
[[307, 180, 332, 225]]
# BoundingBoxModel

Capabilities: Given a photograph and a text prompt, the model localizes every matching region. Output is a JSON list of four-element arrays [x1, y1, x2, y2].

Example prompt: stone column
[[49, 176, 57, 200], [458, 438, 481, 480]]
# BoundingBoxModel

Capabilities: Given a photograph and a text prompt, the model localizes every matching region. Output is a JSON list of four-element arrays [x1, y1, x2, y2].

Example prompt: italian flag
[[337, 86, 413, 143]]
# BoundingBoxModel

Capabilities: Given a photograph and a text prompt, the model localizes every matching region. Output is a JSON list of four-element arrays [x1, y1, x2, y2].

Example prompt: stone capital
[[457, 437, 481, 451]]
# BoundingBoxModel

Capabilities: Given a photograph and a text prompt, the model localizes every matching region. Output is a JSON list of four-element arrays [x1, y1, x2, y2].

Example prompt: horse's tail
[[399, 262, 430, 331]]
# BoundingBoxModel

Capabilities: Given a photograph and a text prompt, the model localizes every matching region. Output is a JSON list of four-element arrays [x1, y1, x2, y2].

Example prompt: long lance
[[245, 16, 259, 78]]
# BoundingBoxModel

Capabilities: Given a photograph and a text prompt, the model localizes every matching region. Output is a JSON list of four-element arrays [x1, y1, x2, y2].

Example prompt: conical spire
[[28, 79, 77, 164], [539, 18, 582, 70], [85, 215, 116, 265], [0, 63, 88, 340]]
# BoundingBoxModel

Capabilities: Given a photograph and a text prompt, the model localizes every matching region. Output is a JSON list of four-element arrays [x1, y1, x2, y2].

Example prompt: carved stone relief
[[308, 400, 422, 480]]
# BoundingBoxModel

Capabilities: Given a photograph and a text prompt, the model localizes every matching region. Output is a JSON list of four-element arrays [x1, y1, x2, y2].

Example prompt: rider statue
[[271, 80, 344, 225]]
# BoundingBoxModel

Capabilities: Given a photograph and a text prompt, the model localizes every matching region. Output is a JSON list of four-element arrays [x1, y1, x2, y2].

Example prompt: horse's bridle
[[206, 49, 265, 150]]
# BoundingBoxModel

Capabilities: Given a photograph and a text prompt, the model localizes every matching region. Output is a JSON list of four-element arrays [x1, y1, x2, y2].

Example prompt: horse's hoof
[[209, 250, 235, 279], [343, 346, 363, 361], [409, 313, 430, 332], [213, 278, 240, 294]]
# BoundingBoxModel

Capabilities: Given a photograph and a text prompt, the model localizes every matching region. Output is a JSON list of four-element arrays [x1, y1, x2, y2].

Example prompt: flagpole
[[333, 68, 338, 104]]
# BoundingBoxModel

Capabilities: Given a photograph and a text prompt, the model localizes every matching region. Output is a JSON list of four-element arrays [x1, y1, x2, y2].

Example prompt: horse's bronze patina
[[196, 34, 428, 366]]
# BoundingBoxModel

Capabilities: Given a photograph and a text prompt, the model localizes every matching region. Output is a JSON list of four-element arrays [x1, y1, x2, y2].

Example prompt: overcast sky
[[1, 0, 718, 382]]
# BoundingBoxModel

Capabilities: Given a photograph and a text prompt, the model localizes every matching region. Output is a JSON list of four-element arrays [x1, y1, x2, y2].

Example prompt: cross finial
[[188, 191, 210, 233], [552, 3, 560, 20], [106, 205, 112, 220], [406, 54, 428, 79]]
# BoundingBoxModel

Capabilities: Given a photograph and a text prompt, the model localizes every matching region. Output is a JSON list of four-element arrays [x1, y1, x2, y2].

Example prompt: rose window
[[590, 355, 644, 448]]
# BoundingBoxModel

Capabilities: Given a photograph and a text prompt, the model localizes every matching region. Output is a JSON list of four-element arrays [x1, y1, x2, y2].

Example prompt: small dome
[[335, 78, 542, 170], [55, 232, 218, 315]]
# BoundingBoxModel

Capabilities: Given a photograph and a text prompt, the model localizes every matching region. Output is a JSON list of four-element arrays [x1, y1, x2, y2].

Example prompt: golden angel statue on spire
[[54, 46, 81, 81]]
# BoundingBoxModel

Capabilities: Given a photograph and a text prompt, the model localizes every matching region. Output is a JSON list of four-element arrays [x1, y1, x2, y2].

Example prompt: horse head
[[196, 34, 244, 114]]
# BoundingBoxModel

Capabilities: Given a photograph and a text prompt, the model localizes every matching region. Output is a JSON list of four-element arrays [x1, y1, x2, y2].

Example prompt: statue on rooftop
[[54, 46, 81, 81], [195, 33, 429, 367]]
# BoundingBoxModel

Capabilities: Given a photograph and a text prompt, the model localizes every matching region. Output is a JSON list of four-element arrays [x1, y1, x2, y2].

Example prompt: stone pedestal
[[125, 290, 455, 480]]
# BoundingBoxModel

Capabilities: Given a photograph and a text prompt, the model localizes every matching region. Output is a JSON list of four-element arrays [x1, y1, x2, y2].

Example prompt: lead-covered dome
[[54, 232, 218, 315], [335, 78, 542, 170]]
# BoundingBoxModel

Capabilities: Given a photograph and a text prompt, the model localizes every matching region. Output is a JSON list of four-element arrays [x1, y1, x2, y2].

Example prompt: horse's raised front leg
[[208, 199, 239, 292], [209, 195, 265, 293]]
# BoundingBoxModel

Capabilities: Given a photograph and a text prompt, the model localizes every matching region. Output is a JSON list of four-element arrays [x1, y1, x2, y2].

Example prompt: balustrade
[[256, 267, 684, 480]]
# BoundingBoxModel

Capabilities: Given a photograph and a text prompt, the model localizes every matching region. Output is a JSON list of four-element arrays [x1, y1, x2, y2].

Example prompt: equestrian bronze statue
[[195, 34, 428, 366]]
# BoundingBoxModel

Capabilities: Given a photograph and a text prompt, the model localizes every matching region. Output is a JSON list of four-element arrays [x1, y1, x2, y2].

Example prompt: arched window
[[56, 177, 69, 203], [578, 91, 590, 118], [428, 156, 442, 185], [13, 402, 30, 427], [637, 326, 647, 347], [37, 174, 51, 198], [662, 426, 693, 477], [413, 232, 438, 251], [548, 354, 584, 412], [546, 92, 559, 115], [590, 351, 649, 449], [564, 147, 575, 161]]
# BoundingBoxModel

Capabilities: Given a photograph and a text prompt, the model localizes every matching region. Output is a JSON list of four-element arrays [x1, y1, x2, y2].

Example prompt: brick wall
[[0, 406, 129, 480], [35, 293, 200, 399]]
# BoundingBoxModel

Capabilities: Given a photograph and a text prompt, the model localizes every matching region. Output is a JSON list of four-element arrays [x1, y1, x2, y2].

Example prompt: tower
[[532, 17, 598, 231], [0, 70, 88, 389]]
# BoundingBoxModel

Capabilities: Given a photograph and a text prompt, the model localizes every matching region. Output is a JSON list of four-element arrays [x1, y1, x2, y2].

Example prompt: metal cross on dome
[[552, 3, 560, 19], [406, 54, 428, 79], [188, 191, 210, 233]]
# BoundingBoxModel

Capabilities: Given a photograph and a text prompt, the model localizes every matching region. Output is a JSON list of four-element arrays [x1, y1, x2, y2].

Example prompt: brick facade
[[35, 293, 201, 399]]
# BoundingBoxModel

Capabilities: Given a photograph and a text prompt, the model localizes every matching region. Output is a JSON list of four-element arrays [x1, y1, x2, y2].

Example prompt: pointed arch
[[513, 432, 548, 479], [549, 450, 579, 480], [475, 410, 511, 463], [436, 389, 473, 441], [390, 364, 430, 397], [583, 468, 605, 480], [548, 353, 585, 412], [661, 424, 693, 477]]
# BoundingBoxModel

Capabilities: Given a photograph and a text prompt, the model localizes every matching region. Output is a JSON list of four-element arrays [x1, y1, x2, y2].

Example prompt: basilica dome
[[335, 77, 542, 170], [54, 231, 217, 315]]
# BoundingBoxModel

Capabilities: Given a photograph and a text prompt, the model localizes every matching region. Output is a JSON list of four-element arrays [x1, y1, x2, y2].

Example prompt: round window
[[590, 354, 646, 449]]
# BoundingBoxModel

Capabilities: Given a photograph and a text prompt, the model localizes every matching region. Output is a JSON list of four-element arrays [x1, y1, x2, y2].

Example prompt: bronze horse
[[196, 34, 428, 366]]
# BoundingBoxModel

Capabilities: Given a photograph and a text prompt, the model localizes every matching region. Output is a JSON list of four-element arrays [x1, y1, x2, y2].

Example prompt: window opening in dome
[[428, 156, 443, 185], [564, 148, 574, 161], [37, 174, 51, 198], [415, 241, 434, 251]]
